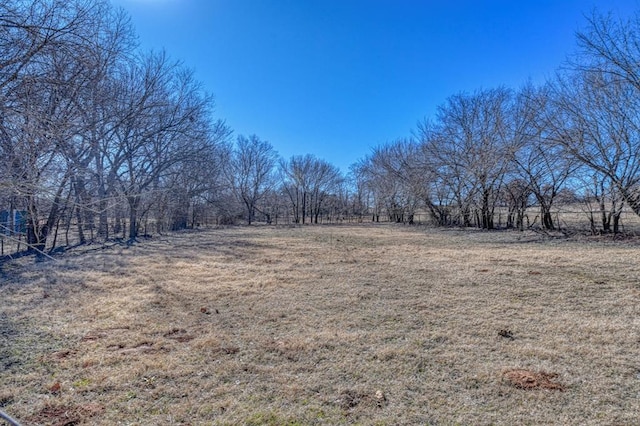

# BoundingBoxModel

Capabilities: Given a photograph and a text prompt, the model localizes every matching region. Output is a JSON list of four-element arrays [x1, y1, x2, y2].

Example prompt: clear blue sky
[[111, 0, 639, 173]]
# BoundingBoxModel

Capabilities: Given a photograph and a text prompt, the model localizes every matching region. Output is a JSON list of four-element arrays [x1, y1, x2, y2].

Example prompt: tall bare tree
[[545, 68, 640, 222], [556, 11, 640, 218], [227, 135, 278, 225], [0, 0, 112, 253], [280, 155, 312, 224], [431, 88, 515, 229], [511, 85, 579, 230], [280, 154, 342, 224]]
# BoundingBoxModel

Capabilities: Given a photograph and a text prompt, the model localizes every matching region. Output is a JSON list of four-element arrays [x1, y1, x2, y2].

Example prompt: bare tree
[[306, 157, 342, 224], [152, 120, 231, 231], [577, 170, 625, 234], [500, 178, 532, 230], [227, 135, 278, 225], [280, 155, 311, 224], [361, 140, 421, 224], [545, 68, 640, 222], [0, 0, 110, 253], [280, 154, 342, 224], [0, 0, 232, 255], [0, 0, 96, 93], [557, 11, 640, 218], [511, 84, 579, 230], [105, 53, 218, 239], [429, 88, 515, 229], [416, 121, 464, 226], [347, 161, 372, 222]]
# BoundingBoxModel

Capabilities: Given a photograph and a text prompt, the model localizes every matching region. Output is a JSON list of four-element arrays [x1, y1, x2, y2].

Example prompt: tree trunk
[[612, 213, 621, 234], [26, 175, 69, 254], [542, 209, 555, 230], [26, 198, 42, 254], [599, 190, 610, 232], [75, 202, 86, 244], [588, 210, 597, 235], [114, 209, 121, 235], [128, 195, 140, 239], [480, 189, 494, 230], [301, 192, 307, 224], [97, 189, 109, 239], [45, 177, 70, 250]]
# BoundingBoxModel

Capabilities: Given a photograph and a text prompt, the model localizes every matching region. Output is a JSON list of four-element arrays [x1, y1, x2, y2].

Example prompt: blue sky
[[111, 0, 639, 173]]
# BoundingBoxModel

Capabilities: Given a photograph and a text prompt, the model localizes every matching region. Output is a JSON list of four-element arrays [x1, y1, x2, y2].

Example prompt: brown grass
[[1, 224, 639, 425]]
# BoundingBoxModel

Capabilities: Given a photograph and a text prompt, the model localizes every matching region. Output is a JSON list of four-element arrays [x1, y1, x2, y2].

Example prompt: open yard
[[1, 224, 639, 425]]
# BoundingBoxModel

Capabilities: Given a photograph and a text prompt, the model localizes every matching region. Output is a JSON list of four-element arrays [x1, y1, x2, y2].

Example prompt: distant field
[[1, 224, 639, 425]]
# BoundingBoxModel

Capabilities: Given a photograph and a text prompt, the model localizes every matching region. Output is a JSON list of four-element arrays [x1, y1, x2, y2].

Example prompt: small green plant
[[72, 378, 91, 388]]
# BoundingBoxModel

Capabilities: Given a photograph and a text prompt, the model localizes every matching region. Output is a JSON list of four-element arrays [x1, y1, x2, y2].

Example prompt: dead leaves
[[48, 381, 61, 394]]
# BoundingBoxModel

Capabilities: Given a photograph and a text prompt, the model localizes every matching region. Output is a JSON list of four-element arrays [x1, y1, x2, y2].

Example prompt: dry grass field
[[1, 224, 639, 425]]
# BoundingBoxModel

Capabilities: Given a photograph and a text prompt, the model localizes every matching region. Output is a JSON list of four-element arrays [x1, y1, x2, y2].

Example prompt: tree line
[[0, 0, 349, 256], [0, 0, 230, 254], [354, 10, 640, 234], [2, 1, 640, 257]]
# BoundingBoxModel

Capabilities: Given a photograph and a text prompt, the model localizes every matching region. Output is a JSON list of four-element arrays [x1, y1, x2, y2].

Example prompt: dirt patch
[[503, 369, 565, 391], [26, 403, 104, 425]]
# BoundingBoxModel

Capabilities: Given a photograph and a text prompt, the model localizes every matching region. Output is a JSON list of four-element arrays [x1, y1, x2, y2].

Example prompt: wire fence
[[2, 205, 640, 260]]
